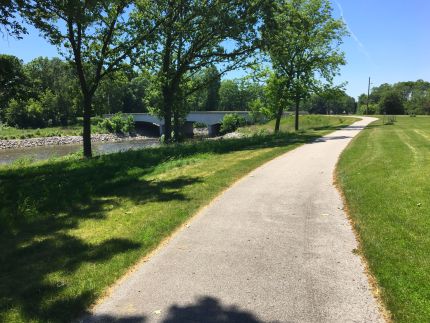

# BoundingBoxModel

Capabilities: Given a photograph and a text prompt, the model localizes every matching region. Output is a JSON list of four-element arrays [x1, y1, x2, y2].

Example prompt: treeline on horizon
[[357, 80, 430, 115], [2, 55, 429, 131], [0, 54, 357, 129]]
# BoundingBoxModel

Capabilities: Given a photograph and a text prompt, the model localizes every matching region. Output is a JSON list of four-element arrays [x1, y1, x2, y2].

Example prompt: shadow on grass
[[0, 131, 322, 322]]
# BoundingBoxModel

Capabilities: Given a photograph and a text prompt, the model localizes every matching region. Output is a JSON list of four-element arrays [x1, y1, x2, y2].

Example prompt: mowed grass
[[238, 114, 352, 134], [0, 115, 355, 322], [336, 116, 430, 322]]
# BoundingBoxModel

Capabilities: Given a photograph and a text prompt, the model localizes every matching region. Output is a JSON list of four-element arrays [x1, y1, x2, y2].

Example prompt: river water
[[0, 138, 160, 165]]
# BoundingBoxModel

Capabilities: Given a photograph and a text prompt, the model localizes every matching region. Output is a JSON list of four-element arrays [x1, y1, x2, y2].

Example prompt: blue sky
[[1, 0, 429, 99]]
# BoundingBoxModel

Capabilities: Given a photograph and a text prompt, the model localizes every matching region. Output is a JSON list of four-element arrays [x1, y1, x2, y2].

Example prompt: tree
[[261, 0, 347, 132], [135, 0, 261, 142], [379, 90, 404, 115], [0, 0, 26, 38], [204, 65, 221, 111], [303, 88, 355, 114], [0, 54, 28, 120], [24, 57, 80, 125], [23, 1, 157, 157], [219, 80, 242, 111], [357, 80, 430, 115]]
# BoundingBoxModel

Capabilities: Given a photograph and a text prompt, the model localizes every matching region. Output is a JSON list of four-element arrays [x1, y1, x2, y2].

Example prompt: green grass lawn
[[239, 114, 352, 135], [0, 115, 355, 322], [336, 116, 430, 322], [0, 121, 107, 140]]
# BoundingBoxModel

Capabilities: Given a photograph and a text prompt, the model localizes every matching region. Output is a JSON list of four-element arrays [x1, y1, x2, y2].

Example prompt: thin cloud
[[335, 1, 371, 59]]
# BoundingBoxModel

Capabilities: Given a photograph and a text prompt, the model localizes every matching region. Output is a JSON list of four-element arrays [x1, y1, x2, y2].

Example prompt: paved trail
[[83, 117, 383, 323]]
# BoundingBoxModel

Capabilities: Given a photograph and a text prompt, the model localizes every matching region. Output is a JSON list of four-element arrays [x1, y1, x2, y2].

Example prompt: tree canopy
[[261, 0, 347, 131], [133, 0, 261, 141], [0, 0, 26, 38], [22, 0, 157, 156], [358, 80, 430, 115]]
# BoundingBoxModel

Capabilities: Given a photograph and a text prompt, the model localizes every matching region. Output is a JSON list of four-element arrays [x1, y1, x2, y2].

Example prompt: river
[[0, 138, 160, 165]]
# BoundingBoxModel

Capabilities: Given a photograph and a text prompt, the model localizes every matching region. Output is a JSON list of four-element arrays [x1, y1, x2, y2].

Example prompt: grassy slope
[[239, 114, 351, 134], [336, 116, 430, 322], [0, 115, 355, 322]]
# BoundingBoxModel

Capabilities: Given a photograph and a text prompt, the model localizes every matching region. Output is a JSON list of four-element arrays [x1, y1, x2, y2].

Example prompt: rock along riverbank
[[0, 133, 151, 150]]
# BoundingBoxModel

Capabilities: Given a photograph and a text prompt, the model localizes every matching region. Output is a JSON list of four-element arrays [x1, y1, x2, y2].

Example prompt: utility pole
[[366, 77, 371, 115]]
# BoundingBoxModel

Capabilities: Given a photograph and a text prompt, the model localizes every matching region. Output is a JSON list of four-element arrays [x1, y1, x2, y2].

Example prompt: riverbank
[[0, 133, 151, 150]]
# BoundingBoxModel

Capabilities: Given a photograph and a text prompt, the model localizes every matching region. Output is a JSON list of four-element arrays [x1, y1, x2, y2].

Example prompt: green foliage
[[0, 0, 26, 38], [22, 0, 156, 157], [359, 103, 379, 115], [379, 90, 404, 115], [135, 0, 261, 141], [217, 79, 265, 111], [220, 113, 247, 134], [249, 98, 272, 123], [99, 113, 135, 135], [5, 98, 45, 128], [204, 65, 221, 111], [0, 54, 28, 118], [261, 0, 347, 130], [303, 89, 356, 114], [358, 80, 430, 115]]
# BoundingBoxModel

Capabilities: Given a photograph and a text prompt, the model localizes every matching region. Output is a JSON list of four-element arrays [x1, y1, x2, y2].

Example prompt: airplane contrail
[[335, 1, 371, 59]]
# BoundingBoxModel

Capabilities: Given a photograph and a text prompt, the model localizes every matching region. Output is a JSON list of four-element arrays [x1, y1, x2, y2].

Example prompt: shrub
[[5, 99, 46, 128], [99, 113, 135, 134], [194, 122, 207, 129], [249, 99, 271, 124], [220, 113, 246, 134]]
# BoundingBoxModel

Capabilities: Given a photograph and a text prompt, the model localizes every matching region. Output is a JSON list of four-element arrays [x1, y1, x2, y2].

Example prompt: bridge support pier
[[159, 123, 194, 138], [208, 124, 220, 137], [182, 122, 194, 138], [159, 125, 165, 136]]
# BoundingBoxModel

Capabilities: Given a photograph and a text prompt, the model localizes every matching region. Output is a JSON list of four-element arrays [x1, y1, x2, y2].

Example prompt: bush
[[220, 113, 246, 134], [194, 122, 207, 129], [99, 113, 135, 134], [5, 99, 46, 128], [358, 103, 379, 115], [249, 98, 271, 124]]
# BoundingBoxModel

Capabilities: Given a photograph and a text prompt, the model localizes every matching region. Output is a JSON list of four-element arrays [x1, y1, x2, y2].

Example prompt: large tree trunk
[[173, 111, 181, 142], [162, 86, 173, 142], [274, 106, 283, 133], [82, 94, 93, 158], [294, 98, 300, 131]]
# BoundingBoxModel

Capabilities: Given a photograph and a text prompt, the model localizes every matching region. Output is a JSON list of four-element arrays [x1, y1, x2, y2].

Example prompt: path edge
[[333, 118, 392, 323]]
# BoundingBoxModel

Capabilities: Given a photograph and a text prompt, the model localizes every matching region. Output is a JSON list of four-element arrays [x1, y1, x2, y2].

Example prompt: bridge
[[105, 111, 254, 137]]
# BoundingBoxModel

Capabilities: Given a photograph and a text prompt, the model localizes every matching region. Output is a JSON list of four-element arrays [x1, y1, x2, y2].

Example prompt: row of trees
[[358, 80, 430, 115], [1, 52, 355, 129], [2, 0, 348, 157], [0, 54, 268, 128], [0, 55, 149, 127]]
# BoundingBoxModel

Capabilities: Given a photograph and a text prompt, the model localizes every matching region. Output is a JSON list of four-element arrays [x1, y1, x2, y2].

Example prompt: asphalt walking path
[[83, 117, 383, 323]]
